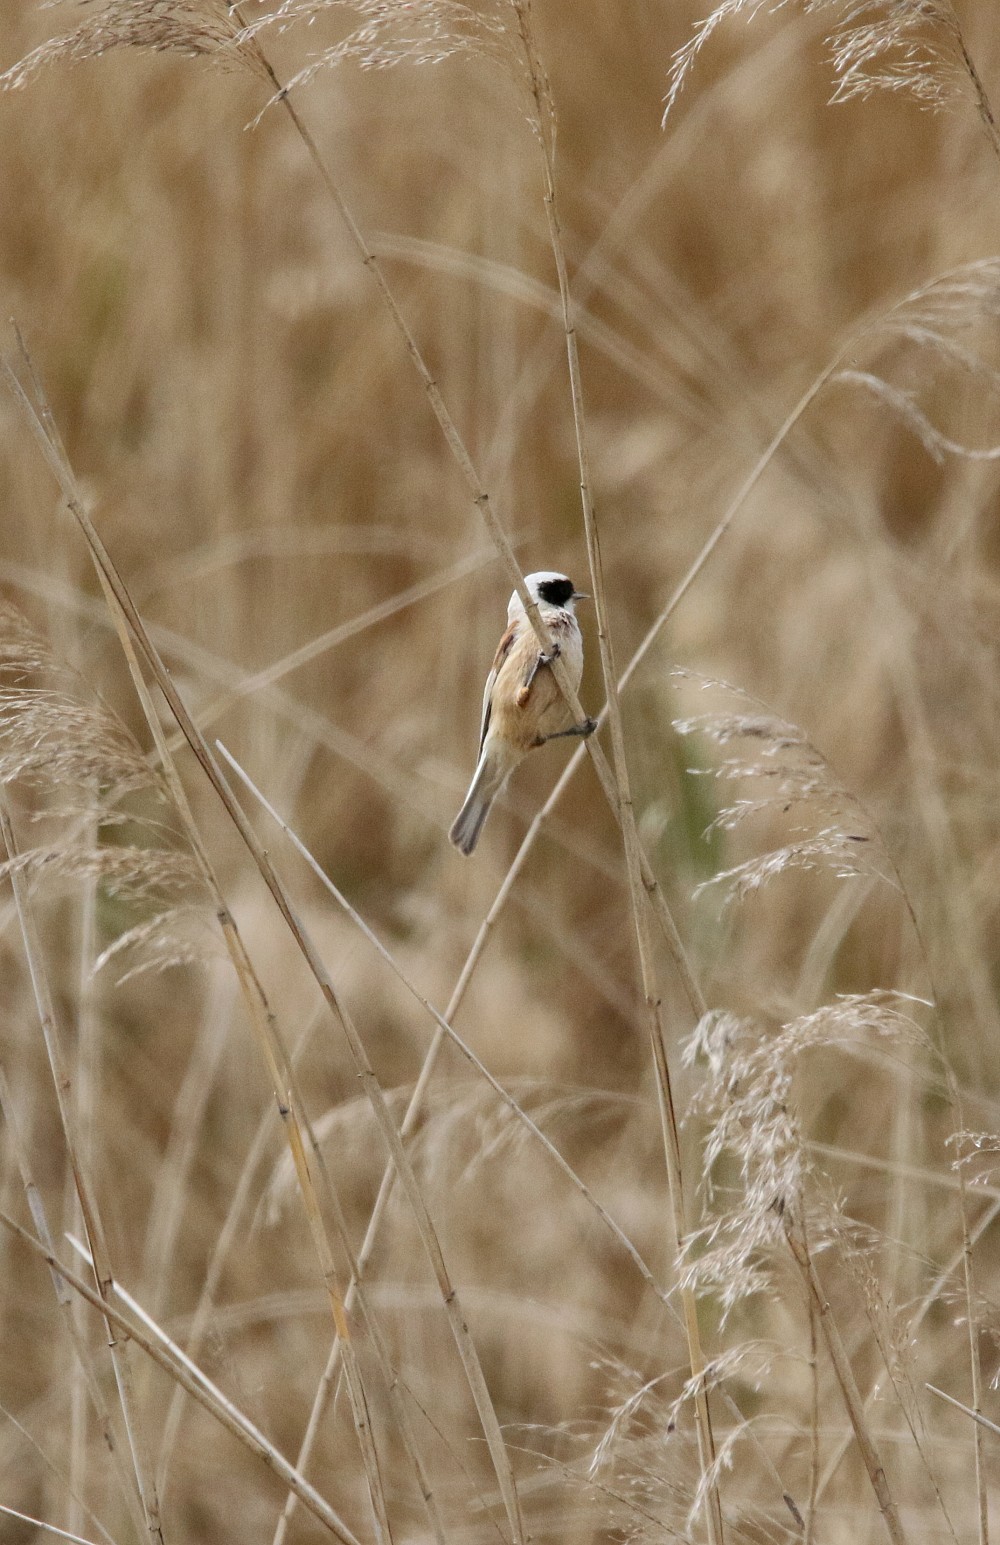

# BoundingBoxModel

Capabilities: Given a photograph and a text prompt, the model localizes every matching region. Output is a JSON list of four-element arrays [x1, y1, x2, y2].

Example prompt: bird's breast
[[487, 612, 583, 751]]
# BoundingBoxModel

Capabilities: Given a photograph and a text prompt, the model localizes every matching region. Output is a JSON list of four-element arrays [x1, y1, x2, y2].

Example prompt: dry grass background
[[1, 0, 1000, 1540]]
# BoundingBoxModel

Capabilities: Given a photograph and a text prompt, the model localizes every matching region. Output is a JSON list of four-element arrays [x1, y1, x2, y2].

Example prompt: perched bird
[[449, 570, 594, 855]]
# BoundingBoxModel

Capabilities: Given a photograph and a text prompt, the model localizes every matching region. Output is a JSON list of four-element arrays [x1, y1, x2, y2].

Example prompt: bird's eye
[[538, 578, 574, 606]]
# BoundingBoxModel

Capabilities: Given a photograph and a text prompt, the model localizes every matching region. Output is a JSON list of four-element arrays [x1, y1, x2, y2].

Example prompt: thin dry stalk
[[0, 1402, 119, 1545], [0, 1209, 364, 1545], [266, 855, 565, 1543], [71, 1217, 443, 1545], [804, 1300, 818, 1545], [69, 813, 100, 1544], [299, 1145, 450, 1545], [0, 1068, 144, 1545], [926, 1383, 1000, 1437], [833, 1079, 977, 1543], [4, 341, 396, 1545], [848, 1247, 958, 1544], [814, 1196, 1000, 1506], [162, 543, 498, 752], [154, 1058, 290, 1500], [140, 975, 234, 1321], [0, 1502, 102, 1545], [4, 351, 526, 1545], [2, 559, 443, 824], [509, 7, 722, 1540], [104, 614, 397, 1545], [949, 1117, 988, 1545], [220, 740, 669, 1299], [170, 979, 449, 1541], [230, 5, 707, 1023], [782, 1216, 908, 1545], [0, 804, 164, 1545], [565, 259, 1000, 722], [270, 1347, 341, 1545]]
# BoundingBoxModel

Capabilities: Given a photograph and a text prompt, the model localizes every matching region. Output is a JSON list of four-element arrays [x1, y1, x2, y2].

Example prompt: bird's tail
[[449, 749, 511, 855]]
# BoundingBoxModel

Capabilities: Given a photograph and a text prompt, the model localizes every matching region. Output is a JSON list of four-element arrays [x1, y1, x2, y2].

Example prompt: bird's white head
[[508, 571, 588, 621]]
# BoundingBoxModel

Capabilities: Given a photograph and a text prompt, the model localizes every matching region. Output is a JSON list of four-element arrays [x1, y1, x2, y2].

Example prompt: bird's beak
[[572, 590, 590, 601]]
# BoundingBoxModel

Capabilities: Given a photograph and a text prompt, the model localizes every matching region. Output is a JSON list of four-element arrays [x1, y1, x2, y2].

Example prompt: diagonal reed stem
[[4, 347, 526, 1545], [235, 10, 707, 1021], [244, 347, 848, 1536], [509, 6, 722, 1538], [0, 803, 164, 1545], [3, 341, 396, 1545], [0, 1065, 147, 1545], [783, 1214, 908, 1545], [0, 1208, 364, 1545]]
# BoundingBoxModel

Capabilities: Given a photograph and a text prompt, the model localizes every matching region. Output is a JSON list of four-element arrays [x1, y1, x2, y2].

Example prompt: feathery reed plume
[[239, 0, 519, 88], [664, 0, 1000, 157], [680, 993, 934, 1541], [7, 336, 527, 1545], [673, 671, 891, 906], [951, 1129, 1000, 1192], [565, 1346, 810, 1544], [680, 992, 930, 1311], [0, 602, 216, 980], [0, 605, 156, 806], [1, 0, 268, 89], [838, 371, 1000, 462], [826, 258, 1000, 460]]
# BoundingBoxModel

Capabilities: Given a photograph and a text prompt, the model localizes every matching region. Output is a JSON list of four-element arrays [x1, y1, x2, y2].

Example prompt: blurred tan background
[[2, 0, 1000, 1539]]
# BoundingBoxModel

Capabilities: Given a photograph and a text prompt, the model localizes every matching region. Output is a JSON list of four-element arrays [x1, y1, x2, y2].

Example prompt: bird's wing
[[478, 620, 518, 755]]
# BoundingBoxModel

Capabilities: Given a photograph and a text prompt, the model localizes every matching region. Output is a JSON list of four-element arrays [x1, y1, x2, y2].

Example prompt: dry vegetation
[[1, 0, 1000, 1540]]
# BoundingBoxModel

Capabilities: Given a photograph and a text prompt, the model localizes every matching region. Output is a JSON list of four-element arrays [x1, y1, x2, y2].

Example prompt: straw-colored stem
[[956, 31, 1000, 164], [926, 1383, 1000, 1437], [4, 348, 395, 1545], [5, 355, 524, 1545], [815, 1194, 1000, 1504], [0, 1209, 364, 1545], [162, 544, 496, 756], [804, 1297, 819, 1545], [947, 1095, 988, 1545], [156, 1069, 288, 1501], [0, 1501, 105, 1545], [222, 741, 669, 1304], [101, 557, 393, 1545], [303, 1138, 449, 1545], [69, 813, 98, 1542], [141, 975, 233, 1323], [0, 1067, 145, 1545], [783, 1214, 908, 1545], [208, 756, 525, 1545], [0, 1402, 119, 1545], [0, 804, 163, 1545], [509, 8, 721, 1540], [236, 19, 707, 1020]]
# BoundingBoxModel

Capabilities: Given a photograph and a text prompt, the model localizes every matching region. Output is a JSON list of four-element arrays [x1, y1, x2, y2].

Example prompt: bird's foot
[[518, 642, 562, 705], [543, 716, 598, 742]]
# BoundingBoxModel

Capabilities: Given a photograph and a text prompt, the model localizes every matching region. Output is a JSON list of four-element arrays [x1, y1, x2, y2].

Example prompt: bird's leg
[[516, 641, 561, 707], [541, 716, 598, 743]]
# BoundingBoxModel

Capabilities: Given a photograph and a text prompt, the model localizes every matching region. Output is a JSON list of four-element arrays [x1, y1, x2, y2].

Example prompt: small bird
[[449, 570, 595, 855]]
